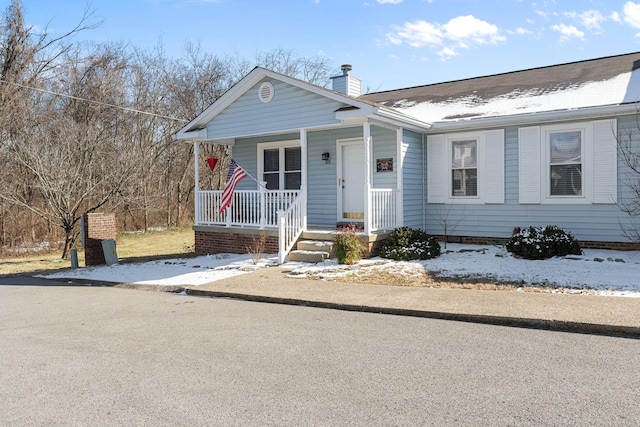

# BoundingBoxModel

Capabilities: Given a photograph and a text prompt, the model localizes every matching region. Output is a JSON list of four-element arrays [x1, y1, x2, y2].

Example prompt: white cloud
[[561, 9, 606, 31], [388, 20, 443, 47], [443, 15, 505, 44], [509, 27, 532, 35], [578, 10, 605, 30], [377, 0, 402, 3], [437, 47, 458, 60], [386, 14, 504, 52], [623, 1, 640, 28], [611, 11, 622, 23], [551, 23, 585, 40]]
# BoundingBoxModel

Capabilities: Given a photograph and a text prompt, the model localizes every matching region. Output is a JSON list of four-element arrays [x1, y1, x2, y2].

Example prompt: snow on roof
[[360, 52, 640, 124], [395, 70, 640, 123]]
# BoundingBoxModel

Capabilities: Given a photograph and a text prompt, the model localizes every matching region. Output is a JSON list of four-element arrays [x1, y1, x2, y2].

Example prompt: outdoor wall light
[[322, 152, 330, 163]]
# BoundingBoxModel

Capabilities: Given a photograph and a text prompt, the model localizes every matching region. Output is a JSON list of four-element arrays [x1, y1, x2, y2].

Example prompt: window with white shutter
[[428, 130, 504, 204], [518, 120, 617, 205]]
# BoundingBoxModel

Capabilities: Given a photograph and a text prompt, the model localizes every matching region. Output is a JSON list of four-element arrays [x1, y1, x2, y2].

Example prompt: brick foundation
[[433, 235, 640, 251], [83, 213, 116, 266], [194, 226, 279, 256]]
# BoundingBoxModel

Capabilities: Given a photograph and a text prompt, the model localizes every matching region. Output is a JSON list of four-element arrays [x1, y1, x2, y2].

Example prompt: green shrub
[[379, 227, 441, 261], [506, 225, 582, 260], [332, 225, 363, 265]]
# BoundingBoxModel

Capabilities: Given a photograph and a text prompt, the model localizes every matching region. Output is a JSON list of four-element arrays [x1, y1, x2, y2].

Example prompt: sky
[[42, 243, 640, 297], [16, 0, 640, 92]]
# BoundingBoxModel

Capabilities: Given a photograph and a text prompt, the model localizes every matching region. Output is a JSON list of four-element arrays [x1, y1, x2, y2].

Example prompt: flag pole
[[229, 159, 267, 189]]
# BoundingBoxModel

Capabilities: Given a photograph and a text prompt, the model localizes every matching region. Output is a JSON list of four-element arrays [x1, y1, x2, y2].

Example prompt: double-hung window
[[427, 130, 504, 204], [259, 142, 301, 190], [451, 139, 478, 197], [518, 119, 617, 205], [549, 130, 582, 197]]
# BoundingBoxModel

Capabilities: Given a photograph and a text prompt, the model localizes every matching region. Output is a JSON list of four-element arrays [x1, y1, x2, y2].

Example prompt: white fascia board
[[428, 103, 640, 132], [335, 105, 377, 120], [335, 105, 433, 132], [173, 127, 207, 141], [375, 107, 433, 131]]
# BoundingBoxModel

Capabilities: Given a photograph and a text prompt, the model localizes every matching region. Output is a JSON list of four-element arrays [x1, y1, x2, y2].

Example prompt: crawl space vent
[[258, 82, 274, 103]]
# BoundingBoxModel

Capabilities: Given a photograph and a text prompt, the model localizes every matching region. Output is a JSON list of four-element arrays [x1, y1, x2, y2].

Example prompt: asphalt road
[[1, 283, 639, 426]]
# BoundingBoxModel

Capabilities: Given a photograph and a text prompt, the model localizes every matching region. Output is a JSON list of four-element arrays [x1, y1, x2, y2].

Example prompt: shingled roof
[[359, 52, 640, 123]]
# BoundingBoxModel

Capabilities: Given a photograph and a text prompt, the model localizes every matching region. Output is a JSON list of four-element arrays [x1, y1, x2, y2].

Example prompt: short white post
[[277, 210, 285, 264]]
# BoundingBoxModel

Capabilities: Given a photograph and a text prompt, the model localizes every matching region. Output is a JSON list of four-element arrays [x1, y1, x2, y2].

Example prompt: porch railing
[[277, 192, 305, 264], [371, 188, 399, 231], [195, 189, 300, 228]]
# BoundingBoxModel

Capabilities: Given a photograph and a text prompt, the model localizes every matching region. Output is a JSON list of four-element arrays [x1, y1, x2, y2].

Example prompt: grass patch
[[0, 228, 195, 276]]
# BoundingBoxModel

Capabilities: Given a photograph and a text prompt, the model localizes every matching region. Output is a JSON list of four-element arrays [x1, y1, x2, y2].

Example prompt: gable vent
[[258, 82, 274, 103]]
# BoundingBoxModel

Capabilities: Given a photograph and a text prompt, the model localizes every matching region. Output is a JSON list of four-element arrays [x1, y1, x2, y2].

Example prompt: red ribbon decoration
[[205, 156, 218, 171]]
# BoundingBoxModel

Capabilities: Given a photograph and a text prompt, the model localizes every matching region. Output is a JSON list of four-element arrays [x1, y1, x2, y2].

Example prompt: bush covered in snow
[[506, 225, 582, 260], [379, 227, 441, 261]]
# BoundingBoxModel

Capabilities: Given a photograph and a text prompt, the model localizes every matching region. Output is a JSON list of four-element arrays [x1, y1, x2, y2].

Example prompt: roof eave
[[375, 107, 433, 131], [173, 128, 207, 141], [427, 103, 640, 132]]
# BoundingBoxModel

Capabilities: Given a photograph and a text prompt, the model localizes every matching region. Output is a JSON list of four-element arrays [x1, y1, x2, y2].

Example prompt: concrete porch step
[[289, 238, 333, 263], [288, 249, 331, 263], [297, 240, 333, 253], [300, 230, 336, 241]]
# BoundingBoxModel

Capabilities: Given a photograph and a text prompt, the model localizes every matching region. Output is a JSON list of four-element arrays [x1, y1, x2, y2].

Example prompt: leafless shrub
[[246, 232, 268, 265]]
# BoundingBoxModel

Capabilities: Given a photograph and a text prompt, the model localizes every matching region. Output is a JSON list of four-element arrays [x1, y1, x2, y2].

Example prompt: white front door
[[338, 140, 365, 222]]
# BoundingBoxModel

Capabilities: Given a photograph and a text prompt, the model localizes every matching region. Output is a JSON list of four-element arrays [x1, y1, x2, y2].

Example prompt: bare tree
[[429, 204, 467, 249], [0, 3, 339, 254], [228, 47, 336, 87], [0, 43, 136, 258]]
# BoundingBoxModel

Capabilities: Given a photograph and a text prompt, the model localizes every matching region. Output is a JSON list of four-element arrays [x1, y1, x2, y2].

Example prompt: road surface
[[1, 283, 638, 425]]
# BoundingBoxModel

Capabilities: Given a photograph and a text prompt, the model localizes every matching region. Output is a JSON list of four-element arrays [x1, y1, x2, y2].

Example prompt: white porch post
[[396, 128, 404, 228], [259, 181, 267, 229], [300, 128, 308, 230], [363, 122, 372, 235], [194, 141, 200, 224]]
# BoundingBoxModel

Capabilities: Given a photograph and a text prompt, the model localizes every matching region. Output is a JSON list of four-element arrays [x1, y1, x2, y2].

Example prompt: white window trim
[[257, 140, 301, 190], [519, 119, 617, 205], [427, 130, 504, 205], [445, 131, 485, 204], [541, 122, 592, 205]]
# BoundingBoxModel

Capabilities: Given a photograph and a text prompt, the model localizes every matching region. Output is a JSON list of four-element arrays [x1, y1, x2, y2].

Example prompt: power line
[[0, 79, 188, 122]]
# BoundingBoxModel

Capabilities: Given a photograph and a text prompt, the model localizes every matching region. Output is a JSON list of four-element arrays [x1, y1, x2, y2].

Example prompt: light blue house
[[174, 52, 640, 262]]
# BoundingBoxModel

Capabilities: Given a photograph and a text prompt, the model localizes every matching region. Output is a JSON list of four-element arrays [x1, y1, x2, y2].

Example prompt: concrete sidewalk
[[186, 266, 640, 338]]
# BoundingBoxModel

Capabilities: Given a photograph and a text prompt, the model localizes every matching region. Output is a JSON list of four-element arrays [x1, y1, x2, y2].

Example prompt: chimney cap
[[341, 64, 352, 75]]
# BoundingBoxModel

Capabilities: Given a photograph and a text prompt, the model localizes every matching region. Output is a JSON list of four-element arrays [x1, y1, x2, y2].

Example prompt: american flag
[[219, 159, 247, 213]]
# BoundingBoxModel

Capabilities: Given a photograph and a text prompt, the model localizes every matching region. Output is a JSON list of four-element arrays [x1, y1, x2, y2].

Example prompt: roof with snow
[[359, 52, 640, 124]]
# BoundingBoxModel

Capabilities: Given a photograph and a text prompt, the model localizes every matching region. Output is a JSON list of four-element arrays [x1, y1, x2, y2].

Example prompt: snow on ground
[[41, 253, 279, 286], [41, 244, 640, 297]]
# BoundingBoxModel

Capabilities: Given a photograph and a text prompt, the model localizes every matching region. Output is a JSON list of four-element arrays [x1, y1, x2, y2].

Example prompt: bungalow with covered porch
[[174, 52, 640, 263]]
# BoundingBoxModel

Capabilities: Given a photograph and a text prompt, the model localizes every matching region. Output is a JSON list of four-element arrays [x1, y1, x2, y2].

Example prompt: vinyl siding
[[231, 133, 299, 191], [402, 130, 424, 229], [424, 116, 639, 243], [307, 127, 363, 227], [371, 127, 397, 189], [206, 78, 343, 140]]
